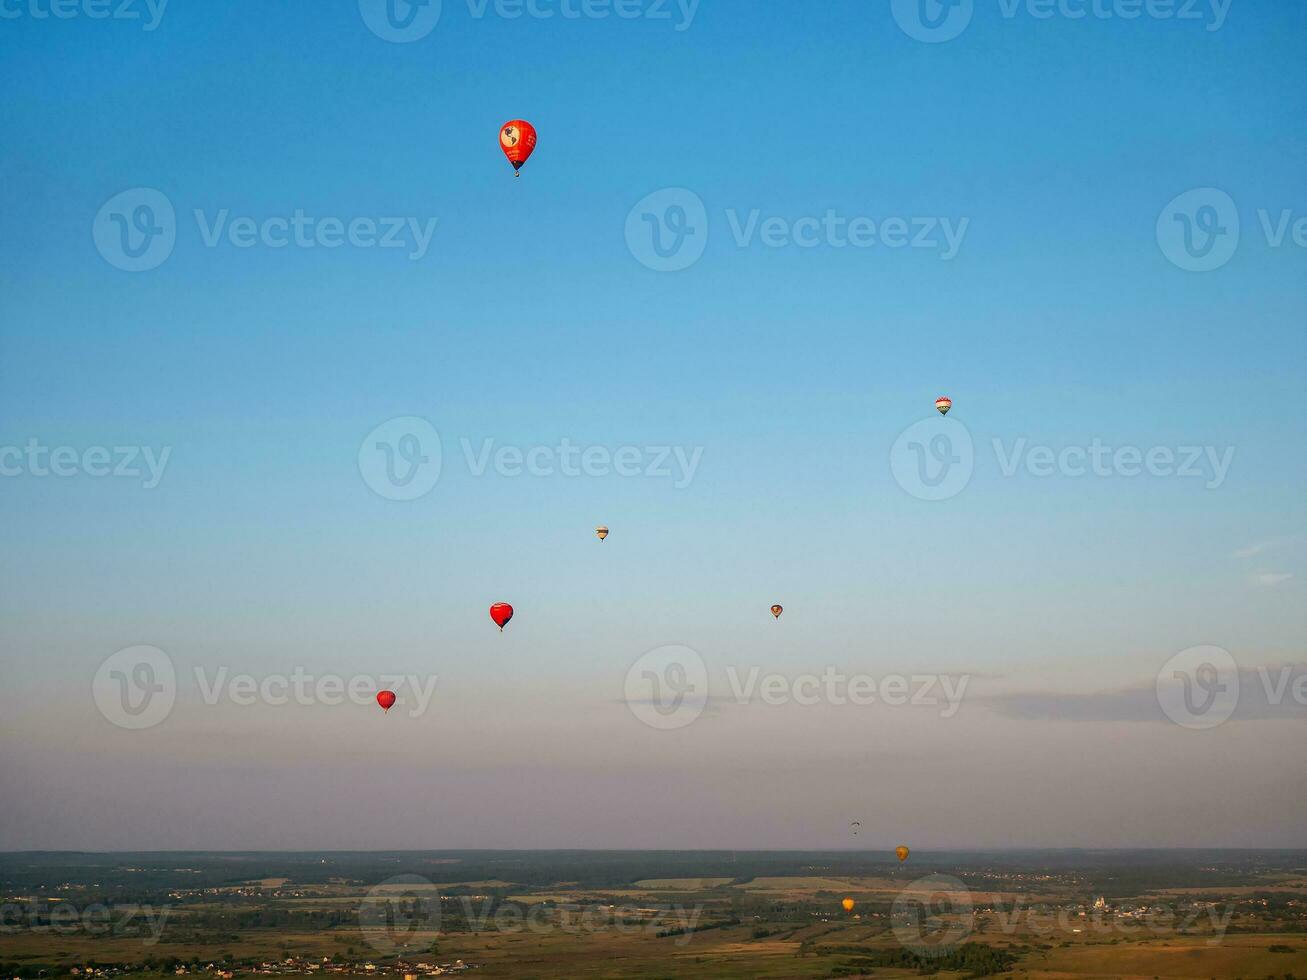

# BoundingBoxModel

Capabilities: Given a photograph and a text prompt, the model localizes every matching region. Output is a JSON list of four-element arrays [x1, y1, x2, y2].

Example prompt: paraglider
[[499, 120, 537, 176], [376, 690, 396, 713], [935, 396, 952, 416], [490, 602, 514, 631], [850, 820, 861, 837], [841, 898, 855, 912], [896, 845, 911, 863], [770, 604, 783, 620], [595, 525, 609, 541]]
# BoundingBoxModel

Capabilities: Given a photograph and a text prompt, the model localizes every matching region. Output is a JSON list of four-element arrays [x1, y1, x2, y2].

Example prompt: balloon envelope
[[490, 602, 514, 631], [841, 898, 855, 912], [896, 845, 910, 862], [935, 396, 952, 416], [500, 120, 537, 172], [595, 526, 609, 541], [376, 690, 396, 712], [770, 604, 783, 619]]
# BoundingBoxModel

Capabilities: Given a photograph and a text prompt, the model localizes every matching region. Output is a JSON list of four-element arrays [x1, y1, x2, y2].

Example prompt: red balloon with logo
[[490, 602, 514, 631], [499, 120, 537, 175], [376, 690, 396, 713]]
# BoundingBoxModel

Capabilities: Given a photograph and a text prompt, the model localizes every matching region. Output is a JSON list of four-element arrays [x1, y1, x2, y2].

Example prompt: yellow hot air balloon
[[770, 604, 783, 620], [595, 525, 609, 541], [841, 898, 855, 912], [896, 845, 910, 863]]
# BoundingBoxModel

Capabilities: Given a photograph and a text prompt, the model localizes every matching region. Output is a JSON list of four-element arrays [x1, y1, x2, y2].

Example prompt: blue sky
[[1, 0, 1304, 849]]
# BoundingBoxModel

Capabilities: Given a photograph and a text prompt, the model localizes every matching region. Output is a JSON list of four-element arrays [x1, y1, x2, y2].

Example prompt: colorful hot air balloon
[[499, 120, 537, 176], [595, 526, 609, 541], [841, 898, 855, 912], [770, 604, 783, 620], [490, 602, 514, 631], [935, 396, 952, 416], [896, 845, 910, 863], [376, 690, 396, 713]]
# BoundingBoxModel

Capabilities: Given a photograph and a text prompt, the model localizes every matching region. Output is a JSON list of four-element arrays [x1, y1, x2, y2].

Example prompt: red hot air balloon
[[490, 602, 514, 631], [499, 120, 537, 176], [376, 690, 396, 713]]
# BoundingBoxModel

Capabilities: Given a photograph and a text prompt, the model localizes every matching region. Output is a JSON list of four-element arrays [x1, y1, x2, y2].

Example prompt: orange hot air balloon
[[841, 898, 855, 912], [499, 120, 537, 176], [770, 604, 783, 620], [490, 602, 514, 631], [376, 690, 396, 713], [935, 396, 952, 416], [896, 845, 910, 863], [595, 526, 609, 541]]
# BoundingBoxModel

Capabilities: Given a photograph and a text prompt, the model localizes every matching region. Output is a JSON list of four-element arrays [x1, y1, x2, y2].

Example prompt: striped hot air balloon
[[935, 396, 952, 416], [595, 526, 609, 541]]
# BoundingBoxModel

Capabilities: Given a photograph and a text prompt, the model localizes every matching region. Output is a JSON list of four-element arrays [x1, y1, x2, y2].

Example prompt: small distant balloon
[[896, 845, 911, 863], [499, 119, 537, 176], [841, 898, 855, 912], [490, 602, 514, 631], [770, 604, 783, 620], [376, 690, 396, 713], [850, 820, 861, 836], [935, 396, 952, 416], [595, 525, 609, 541]]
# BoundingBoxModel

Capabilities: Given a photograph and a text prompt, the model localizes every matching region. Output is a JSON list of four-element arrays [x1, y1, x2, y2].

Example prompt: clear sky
[[1, 0, 1304, 850]]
